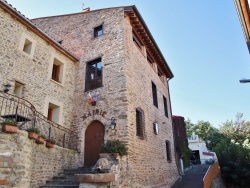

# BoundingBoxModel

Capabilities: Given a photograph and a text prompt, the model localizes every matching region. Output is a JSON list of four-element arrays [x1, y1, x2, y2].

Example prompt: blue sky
[[6, 0, 250, 127]]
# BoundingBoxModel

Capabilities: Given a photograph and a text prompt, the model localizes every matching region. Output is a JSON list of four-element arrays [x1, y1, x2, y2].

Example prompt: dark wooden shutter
[[48, 108, 53, 121], [163, 96, 168, 118], [136, 108, 145, 139], [152, 82, 158, 108]]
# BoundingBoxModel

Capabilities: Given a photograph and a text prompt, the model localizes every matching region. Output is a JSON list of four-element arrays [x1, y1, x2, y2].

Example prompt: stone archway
[[84, 121, 105, 166]]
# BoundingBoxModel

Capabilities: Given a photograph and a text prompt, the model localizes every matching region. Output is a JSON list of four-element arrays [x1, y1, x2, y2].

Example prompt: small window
[[85, 58, 102, 90], [166, 141, 171, 162], [163, 96, 168, 118], [133, 31, 143, 49], [14, 81, 24, 98], [94, 25, 103, 37], [152, 81, 158, 108], [47, 103, 60, 123], [136, 108, 145, 139], [147, 52, 154, 67], [51, 58, 63, 83], [23, 38, 32, 54]]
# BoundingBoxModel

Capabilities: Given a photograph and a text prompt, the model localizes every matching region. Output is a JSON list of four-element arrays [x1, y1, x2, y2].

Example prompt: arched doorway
[[84, 121, 105, 166]]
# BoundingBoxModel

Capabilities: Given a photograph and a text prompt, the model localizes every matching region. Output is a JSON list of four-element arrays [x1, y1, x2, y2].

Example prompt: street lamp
[[239, 78, 250, 83]]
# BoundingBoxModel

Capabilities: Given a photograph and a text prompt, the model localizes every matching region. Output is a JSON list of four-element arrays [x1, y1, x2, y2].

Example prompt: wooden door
[[84, 121, 105, 166]]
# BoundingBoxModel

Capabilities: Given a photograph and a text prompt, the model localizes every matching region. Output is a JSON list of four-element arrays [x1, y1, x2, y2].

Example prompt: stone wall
[[0, 130, 78, 188], [0, 6, 76, 129]]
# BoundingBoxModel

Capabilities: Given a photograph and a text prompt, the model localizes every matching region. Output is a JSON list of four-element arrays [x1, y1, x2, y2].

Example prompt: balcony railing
[[0, 92, 78, 150]]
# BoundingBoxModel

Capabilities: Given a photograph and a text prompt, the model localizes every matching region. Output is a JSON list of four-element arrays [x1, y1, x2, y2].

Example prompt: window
[[163, 96, 168, 118], [158, 67, 164, 82], [152, 81, 158, 108], [47, 103, 60, 123], [147, 52, 154, 67], [19, 33, 36, 58], [85, 58, 102, 90], [94, 25, 103, 37], [51, 58, 63, 83], [136, 108, 145, 139], [166, 141, 171, 162], [23, 38, 32, 55], [133, 31, 143, 50], [14, 81, 24, 98]]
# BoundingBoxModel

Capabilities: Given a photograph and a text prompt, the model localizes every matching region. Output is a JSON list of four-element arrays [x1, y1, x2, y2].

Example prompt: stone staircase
[[40, 167, 93, 188]]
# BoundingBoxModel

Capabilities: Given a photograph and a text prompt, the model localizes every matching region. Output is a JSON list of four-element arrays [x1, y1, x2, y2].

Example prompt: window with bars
[[152, 81, 158, 108], [163, 96, 168, 118], [166, 141, 171, 162], [136, 108, 145, 139], [85, 58, 102, 90]]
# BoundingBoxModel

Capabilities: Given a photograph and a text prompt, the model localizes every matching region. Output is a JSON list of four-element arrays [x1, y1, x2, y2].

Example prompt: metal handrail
[[0, 92, 78, 150]]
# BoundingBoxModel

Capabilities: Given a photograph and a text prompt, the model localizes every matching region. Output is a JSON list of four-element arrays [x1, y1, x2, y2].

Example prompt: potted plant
[[46, 138, 56, 148], [26, 127, 40, 139], [36, 134, 46, 144], [1, 119, 18, 133], [100, 140, 128, 158]]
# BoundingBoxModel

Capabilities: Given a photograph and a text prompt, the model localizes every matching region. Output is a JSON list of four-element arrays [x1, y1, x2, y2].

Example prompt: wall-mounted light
[[153, 122, 159, 135], [110, 117, 116, 130], [3, 84, 11, 93]]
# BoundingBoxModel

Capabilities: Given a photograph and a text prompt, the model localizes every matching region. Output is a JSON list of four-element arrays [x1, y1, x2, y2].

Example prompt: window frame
[[19, 33, 36, 58], [152, 81, 158, 108], [132, 31, 143, 50], [85, 58, 103, 91], [50, 57, 64, 84], [163, 95, 168, 118], [166, 141, 171, 162], [136, 107, 145, 139], [94, 25, 103, 38]]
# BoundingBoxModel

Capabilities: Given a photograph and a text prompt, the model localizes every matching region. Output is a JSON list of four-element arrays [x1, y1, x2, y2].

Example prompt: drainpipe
[[167, 77, 182, 176]]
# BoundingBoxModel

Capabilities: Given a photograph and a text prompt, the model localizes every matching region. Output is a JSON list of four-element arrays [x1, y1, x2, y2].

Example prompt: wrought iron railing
[[0, 92, 78, 150]]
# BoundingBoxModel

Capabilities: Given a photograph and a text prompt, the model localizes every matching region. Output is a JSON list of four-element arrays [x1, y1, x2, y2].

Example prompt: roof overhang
[[234, 0, 250, 52], [124, 5, 174, 78]]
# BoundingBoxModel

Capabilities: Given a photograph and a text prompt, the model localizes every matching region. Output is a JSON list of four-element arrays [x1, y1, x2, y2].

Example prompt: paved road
[[171, 164, 209, 188]]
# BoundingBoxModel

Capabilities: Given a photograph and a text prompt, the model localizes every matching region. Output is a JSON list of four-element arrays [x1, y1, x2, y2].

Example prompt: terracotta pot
[[36, 137, 45, 144], [2, 124, 18, 133], [28, 132, 38, 139], [46, 142, 54, 148]]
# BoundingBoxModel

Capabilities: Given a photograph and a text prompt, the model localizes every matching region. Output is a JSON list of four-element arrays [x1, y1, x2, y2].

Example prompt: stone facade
[[0, 4, 77, 129], [0, 1, 180, 187], [0, 130, 78, 188]]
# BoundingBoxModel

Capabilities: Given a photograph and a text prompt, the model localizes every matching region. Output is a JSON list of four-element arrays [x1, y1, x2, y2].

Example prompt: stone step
[[46, 180, 78, 186], [40, 185, 79, 188]]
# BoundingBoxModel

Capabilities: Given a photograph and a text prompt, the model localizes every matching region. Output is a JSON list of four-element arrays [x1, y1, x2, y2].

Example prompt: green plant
[[1, 119, 17, 126], [101, 140, 128, 156], [26, 127, 40, 134], [46, 138, 56, 144], [39, 134, 46, 139]]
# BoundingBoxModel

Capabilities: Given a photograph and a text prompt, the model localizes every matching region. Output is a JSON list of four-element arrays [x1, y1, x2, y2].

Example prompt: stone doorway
[[84, 121, 105, 166]]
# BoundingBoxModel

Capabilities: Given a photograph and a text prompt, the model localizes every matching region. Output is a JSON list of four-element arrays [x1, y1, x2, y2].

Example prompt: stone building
[[0, 0, 180, 187]]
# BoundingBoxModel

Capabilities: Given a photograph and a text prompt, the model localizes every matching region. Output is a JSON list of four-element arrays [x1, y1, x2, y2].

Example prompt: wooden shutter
[[48, 108, 53, 121]]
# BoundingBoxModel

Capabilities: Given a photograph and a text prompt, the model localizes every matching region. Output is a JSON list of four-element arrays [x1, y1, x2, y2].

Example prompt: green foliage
[[39, 134, 46, 139], [101, 140, 128, 156], [46, 138, 56, 144], [1, 119, 17, 126], [181, 145, 192, 167], [205, 113, 250, 187], [26, 126, 40, 134]]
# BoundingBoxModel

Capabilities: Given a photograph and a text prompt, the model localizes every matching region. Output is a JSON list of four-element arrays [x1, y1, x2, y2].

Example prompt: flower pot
[[36, 137, 45, 144], [2, 124, 18, 133], [28, 132, 38, 139], [46, 142, 54, 148]]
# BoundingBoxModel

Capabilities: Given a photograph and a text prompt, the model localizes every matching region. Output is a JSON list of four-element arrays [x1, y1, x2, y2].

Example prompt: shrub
[[101, 140, 128, 156], [26, 127, 40, 134], [1, 119, 17, 126]]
